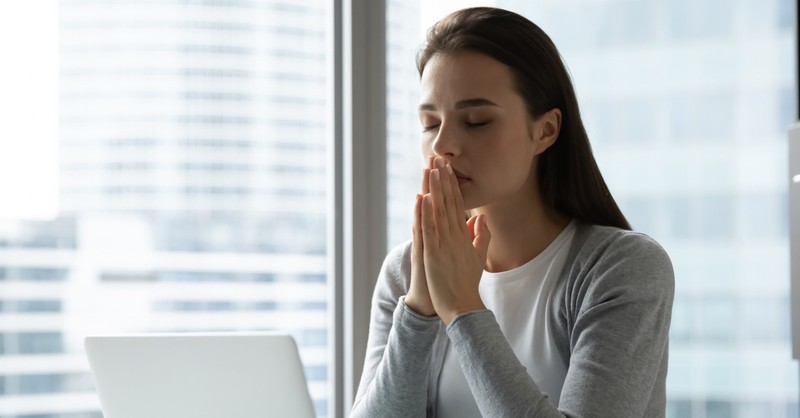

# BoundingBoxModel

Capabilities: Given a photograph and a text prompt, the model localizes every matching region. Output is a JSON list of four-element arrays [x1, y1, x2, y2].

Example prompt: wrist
[[441, 300, 486, 326], [404, 295, 436, 317]]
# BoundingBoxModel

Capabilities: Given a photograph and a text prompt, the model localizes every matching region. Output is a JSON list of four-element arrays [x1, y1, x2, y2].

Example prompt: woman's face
[[419, 50, 554, 210]]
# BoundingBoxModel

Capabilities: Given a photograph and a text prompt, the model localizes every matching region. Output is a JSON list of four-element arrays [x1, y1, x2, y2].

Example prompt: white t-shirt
[[436, 220, 577, 417]]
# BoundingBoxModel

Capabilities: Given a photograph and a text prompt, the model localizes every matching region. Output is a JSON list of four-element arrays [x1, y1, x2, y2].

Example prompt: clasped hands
[[405, 155, 492, 326]]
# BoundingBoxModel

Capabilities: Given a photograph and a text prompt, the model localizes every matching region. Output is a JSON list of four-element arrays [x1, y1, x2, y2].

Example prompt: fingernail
[[446, 164, 453, 175], [436, 158, 445, 168], [432, 168, 440, 180]]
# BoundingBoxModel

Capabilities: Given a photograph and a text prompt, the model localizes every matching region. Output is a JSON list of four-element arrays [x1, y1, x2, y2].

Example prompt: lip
[[451, 168, 471, 185]]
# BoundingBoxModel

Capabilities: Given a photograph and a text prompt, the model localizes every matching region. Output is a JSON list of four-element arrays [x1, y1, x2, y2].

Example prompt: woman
[[351, 7, 673, 418]]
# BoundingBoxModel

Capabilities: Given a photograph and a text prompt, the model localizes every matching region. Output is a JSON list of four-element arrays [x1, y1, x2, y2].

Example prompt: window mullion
[[330, 0, 387, 416]]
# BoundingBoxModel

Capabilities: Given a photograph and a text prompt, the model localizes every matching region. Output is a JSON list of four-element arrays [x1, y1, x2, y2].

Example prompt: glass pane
[[0, 1, 331, 417], [386, 0, 798, 416]]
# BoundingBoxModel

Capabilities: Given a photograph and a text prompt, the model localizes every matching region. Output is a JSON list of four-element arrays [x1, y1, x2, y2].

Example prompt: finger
[[421, 167, 430, 195], [446, 162, 469, 239], [473, 215, 492, 263], [428, 167, 451, 239], [421, 193, 439, 250], [435, 158, 461, 240], [412, 194, 423, 261], [422, 155, 434, 194]]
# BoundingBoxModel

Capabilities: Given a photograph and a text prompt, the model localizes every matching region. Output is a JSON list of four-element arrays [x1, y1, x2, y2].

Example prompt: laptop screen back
[[85, 332, 316, 418]]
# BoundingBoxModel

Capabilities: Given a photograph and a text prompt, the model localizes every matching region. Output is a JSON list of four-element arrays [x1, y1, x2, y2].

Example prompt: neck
[[473, 192, 569, 273]]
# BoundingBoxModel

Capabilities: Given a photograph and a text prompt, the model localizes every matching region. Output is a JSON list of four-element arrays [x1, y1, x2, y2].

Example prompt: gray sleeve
[[446, 232, 674, 418], [447, 310, 557, 416], [350, 242, 441, 418]]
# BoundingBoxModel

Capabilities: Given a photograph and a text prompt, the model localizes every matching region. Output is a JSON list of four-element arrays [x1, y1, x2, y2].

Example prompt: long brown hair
[[417, 7, 631, 230]]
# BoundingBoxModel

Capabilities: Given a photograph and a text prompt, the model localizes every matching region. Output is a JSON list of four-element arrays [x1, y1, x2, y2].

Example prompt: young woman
[[351, 7, 673, 418]]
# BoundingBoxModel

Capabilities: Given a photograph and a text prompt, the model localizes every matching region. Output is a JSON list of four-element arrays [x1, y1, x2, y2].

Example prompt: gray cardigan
[[351, 222, 674, 418]]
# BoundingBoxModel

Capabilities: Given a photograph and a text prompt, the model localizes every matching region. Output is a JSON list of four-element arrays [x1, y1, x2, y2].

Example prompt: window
[[0, 1, 333, 417]]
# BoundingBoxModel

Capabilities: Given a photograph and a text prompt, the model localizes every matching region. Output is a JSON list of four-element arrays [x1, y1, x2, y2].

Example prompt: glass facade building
[[1, 1, 330, 417]]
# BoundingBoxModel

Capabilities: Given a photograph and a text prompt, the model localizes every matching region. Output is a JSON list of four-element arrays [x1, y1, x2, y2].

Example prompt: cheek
[[489, 137, 535, 182]]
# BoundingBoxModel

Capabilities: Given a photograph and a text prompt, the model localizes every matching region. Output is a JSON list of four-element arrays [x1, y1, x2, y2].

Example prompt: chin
[[461, 195, 483, 212]]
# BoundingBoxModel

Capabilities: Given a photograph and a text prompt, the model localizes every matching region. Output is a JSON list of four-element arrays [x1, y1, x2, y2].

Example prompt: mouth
[[452, 168, 471, 185]]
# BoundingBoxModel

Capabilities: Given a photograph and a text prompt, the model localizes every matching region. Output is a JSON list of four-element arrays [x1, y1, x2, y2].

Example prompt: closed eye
[[466, 121, 490, 128], [422, 124, 440, 133]]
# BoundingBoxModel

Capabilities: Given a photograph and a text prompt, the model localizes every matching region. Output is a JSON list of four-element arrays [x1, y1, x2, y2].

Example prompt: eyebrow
[[418, 98, 499, 111]]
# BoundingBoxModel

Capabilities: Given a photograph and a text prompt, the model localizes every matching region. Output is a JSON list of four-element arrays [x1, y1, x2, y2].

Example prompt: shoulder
[[572, 223, 672, 269], [563, 223, 674, 303], [382, 239, 413, 277], [375, 240, 413, 297]]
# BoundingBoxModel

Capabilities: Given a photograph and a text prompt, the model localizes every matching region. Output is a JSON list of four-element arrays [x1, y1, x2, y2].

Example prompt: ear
[[529, 108, 561, 156]]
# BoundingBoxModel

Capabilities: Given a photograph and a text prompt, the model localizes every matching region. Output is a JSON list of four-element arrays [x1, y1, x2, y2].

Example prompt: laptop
[[84, 332, 316, 418]]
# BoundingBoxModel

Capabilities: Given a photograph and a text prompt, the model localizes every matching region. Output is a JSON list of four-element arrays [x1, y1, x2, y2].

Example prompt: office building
[[1, 1, 330, 416]]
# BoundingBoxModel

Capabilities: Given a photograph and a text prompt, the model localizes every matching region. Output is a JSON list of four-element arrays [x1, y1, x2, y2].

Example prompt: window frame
[[330, 0, 387, 417]]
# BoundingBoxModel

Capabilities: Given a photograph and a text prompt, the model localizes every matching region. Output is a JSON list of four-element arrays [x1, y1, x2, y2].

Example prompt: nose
[[430, 122, 459, 158]]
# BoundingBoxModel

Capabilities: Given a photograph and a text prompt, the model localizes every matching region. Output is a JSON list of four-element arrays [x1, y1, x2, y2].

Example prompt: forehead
[[419, 51, 516, 106]]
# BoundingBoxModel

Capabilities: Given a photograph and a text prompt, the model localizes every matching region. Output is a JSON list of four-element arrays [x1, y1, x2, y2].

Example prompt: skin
[[405, 50, 571, 325]]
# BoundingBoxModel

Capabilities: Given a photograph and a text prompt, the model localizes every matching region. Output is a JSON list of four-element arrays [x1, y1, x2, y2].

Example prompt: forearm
[[351, 298, 440, 418], [447, 310, 565, 418]]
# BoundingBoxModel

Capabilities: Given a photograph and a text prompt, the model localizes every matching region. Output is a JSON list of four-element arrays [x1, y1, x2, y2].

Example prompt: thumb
[[466, 214, 478, 240], [472, 214, 491, 262]]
